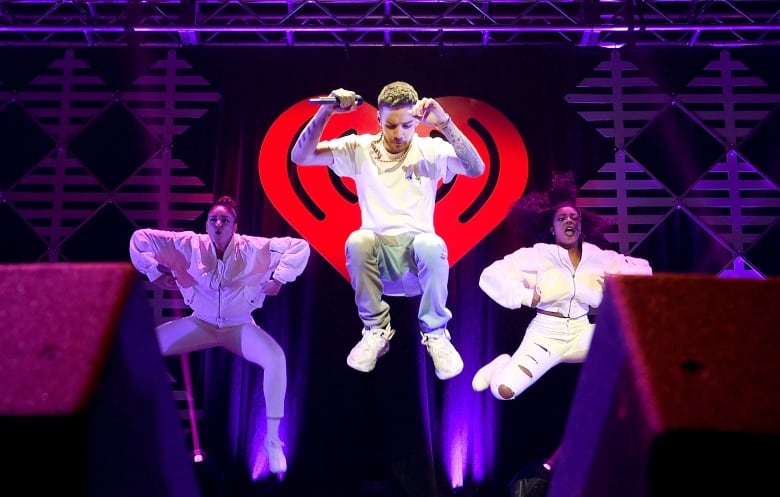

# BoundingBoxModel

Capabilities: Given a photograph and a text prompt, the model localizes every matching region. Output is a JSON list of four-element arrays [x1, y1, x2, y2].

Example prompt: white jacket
[[129, 229, 310, 327], [479, 242, 652, 318]]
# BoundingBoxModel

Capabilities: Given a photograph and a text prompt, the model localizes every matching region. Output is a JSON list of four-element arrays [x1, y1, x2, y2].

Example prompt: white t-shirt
[[323, 133, 456, 235]]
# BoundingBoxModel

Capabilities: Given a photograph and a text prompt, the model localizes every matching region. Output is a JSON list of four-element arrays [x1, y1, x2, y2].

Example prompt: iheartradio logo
[[259, 96, 529, 280]]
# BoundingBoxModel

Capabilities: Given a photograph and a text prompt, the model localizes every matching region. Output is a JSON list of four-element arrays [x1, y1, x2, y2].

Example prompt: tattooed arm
[[290, 104, 335, 166], [291, 88, 359, 166], [437, 117, 486, 178], [411, 97, 485, 178]]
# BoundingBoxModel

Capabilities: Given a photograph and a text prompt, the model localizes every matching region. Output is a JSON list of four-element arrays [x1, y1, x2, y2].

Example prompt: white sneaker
[[421, 329, 463, 380], [472, 354, 511, 391], [347, 325, 395, 372], [264, 436, 287, 474]]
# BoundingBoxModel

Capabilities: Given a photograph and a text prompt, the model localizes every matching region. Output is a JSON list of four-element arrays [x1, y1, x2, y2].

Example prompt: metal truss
[[0, 1, 779, 48]]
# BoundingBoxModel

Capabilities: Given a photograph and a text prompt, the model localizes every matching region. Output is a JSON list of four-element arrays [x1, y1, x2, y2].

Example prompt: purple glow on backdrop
[[250, 423, 285, 481], [249, 405, 291, 481], [453, 291, 501, 486], [466, 386, 498, 482], [208, 354, 293, 481], [417, 349, 436, 466], [444, 409, 468, 488], [438, 370, 497, 488], [415, 345, 471, 489], [250, 431, 267, 480], [422, 318, 500, 489], [253, 299, 310, 481]]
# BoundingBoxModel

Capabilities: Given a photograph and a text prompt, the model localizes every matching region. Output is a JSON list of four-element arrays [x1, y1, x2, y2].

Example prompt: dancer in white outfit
[[472, 172, 652, 476], [474, 236, 651, 399], [473, 172, 652, 399], [129, 196, 310, 474]]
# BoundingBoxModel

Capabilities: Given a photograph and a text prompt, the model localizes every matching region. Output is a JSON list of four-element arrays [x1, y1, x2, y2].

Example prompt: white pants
[[345, 229, 452, 333], [156, 315, 286, 418], [489, 313, 593, 400]]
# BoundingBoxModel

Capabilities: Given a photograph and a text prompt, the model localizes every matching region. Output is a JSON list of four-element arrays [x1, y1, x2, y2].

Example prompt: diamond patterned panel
[[740, 108, 780, 186], [5, 152, 108, 256], [627, 104, 725, 196], [17, 48, 114, 144], [624, 50, 716, 97], [114, 49, 220, 231], [684, 155, 780, 254], [569, 49, 779, 277], [739, 194, 780, 277], [565, 49, 680, 259], [116, 157, 214, 231], [5, 50, 116, 260], [70, 103, 161, 190], [564, 49, 672, 148], [672, 50, 780, 272], [60, 202, 140, 261], [675, 49, 780, 147], [577, 156, 676, 255], [120, 49, 221, 139], [1, 48, 220, 270], [0, 47, 222, 372], [745, 221, 780, 277], [0, 102, 54, 189], [631, 208, 734, 274], [0, 202, 48, 262]]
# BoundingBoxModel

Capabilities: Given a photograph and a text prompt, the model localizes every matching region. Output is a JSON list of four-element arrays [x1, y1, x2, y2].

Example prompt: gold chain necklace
[[370, 136, 411, 174]]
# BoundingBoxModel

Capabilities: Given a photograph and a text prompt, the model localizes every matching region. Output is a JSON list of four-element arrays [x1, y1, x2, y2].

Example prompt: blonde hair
[[377, 81, 418, 109]]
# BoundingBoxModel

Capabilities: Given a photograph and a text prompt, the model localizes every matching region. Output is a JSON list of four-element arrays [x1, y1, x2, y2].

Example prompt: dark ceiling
[[1, 0, 779, 48]]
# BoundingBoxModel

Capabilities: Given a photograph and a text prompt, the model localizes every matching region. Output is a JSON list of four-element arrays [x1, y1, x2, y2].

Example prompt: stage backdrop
[[1, 45, 779, 497]]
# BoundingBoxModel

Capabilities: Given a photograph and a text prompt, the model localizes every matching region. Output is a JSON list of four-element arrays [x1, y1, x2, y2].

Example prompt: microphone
[[309, 95, 364, 106]]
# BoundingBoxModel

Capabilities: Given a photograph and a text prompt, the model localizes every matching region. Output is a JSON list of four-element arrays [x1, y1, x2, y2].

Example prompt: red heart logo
[[259, 97, 528, 280]]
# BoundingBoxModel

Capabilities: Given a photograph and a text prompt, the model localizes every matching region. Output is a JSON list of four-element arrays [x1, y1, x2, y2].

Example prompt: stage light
[[192, 448, 206, 463]]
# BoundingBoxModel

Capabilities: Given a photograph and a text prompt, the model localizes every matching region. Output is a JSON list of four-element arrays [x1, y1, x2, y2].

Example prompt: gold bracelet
[[435, 115, 451, 129]]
